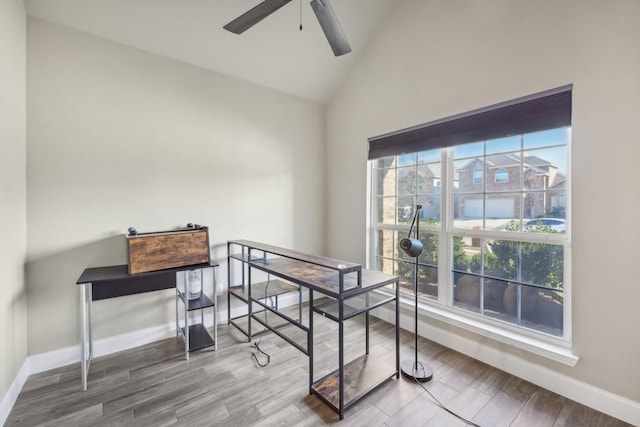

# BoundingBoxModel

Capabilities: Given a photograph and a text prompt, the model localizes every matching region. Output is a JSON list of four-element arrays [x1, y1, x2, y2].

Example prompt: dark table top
[[76, 261, 219, 284], [228, 240, 398, 298], [229, 240, 361, 273]]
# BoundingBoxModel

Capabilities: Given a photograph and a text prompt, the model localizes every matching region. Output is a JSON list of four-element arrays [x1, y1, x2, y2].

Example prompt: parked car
[[525, 218, 566, 233]]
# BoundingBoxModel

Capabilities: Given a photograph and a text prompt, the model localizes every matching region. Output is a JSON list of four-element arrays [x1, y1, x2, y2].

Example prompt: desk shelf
[[176, 267, 217, 358], [314, 292, 395, 322], [311, 354, 397, 414], [178, 324, 215, 352], [229, 279, 298, 303], [228, 249, 302, 343], [177, 290, 215, 311], [251, 310, 308, 354]]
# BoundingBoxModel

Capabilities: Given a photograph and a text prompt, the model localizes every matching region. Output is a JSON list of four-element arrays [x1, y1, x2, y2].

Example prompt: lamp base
[[401, 358, 433, 382]]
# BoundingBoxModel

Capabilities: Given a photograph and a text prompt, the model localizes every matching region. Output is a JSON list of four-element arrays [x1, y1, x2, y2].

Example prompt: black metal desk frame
[[227, 240, 399, 419]]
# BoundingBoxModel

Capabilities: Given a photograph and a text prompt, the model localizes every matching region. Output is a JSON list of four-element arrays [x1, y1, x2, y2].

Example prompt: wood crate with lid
[[126, 225, 210, 274]]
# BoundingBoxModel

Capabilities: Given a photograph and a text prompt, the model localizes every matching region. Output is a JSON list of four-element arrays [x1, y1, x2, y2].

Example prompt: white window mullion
[[439, 147, 453, 307], [366, 161, 376, 270], [562, 127, 573, 342]]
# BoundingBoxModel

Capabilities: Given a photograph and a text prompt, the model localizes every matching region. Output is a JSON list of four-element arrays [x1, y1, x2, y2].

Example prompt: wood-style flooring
[[6, 312, 632, 426]]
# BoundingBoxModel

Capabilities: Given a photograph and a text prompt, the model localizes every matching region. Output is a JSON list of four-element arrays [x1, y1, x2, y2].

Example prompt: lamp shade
[[399, 237, 423, 258]]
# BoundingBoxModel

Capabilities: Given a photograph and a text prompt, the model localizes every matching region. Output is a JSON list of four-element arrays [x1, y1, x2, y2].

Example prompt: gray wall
[[0, 0, 27, 403], [26, 19, 326, 353], [326, 0, 640, 418]]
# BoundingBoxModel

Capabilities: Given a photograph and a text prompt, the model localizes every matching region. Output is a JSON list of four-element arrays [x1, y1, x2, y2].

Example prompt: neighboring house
[[393, 161, 441, 221], [456, 154, 566, 219]]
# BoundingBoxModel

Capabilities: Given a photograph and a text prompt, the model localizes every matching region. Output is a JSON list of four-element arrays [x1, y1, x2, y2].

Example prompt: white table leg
[[80, 283, 93, 391]]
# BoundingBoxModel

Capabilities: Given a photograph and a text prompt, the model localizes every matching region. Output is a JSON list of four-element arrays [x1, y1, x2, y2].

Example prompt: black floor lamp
[[399, 204, 433, 382]]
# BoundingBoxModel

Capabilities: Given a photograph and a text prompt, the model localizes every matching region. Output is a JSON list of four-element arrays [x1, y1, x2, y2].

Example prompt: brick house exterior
[[456, 154, 566, 219]]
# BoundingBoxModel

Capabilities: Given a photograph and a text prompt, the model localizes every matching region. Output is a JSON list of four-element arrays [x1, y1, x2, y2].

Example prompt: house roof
[[420, 163, 437, 179], [548, 172, 567, 189], [457, 153, 556, 173]]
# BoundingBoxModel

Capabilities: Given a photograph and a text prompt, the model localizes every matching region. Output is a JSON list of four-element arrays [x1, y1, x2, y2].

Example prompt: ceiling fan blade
[[224, 0, 293, 34], [310, 0, 351, 56]]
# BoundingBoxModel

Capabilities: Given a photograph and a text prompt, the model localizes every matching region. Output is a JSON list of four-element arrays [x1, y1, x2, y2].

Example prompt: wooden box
[[126, 226, 210, 274]]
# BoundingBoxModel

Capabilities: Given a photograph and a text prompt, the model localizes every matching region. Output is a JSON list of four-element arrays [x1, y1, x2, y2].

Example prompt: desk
[[227, 240, 399, 419], [76, 261, 218, 391]]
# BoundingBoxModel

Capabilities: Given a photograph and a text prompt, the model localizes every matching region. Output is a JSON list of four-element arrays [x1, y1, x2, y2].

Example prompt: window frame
[[472, 165, 483, 185], [367, 129, 572, 355], [495, 168, 509, 183]]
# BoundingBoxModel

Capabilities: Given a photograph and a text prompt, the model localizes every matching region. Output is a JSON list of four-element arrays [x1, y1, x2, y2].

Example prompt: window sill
[[392, 292, 579, 367]]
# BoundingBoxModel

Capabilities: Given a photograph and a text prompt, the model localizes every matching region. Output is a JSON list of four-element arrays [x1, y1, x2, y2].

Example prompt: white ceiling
[[24, 0, 395, 103]]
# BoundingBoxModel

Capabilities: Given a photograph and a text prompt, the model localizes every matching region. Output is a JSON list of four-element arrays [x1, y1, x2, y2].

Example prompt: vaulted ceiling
[[24, 0, 395, 102]]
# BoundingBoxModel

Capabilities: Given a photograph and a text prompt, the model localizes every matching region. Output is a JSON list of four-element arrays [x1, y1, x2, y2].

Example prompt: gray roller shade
[[368, 84, 572, 160]]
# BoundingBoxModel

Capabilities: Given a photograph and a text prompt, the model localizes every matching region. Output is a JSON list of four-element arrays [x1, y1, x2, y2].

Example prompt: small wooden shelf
[[229, 253, 267, 263], [249, 257, 362, 296], [311, 354, 396, 413], [230, 241, 360, 272], [179, 323, 215, 352]]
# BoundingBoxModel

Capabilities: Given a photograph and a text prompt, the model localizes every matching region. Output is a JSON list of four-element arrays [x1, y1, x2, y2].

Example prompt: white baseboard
[[28, 297, 292, 375], [375, 303, 640, 426], [0, 359, 29, 427], [3, 302, 638, 426], [30, 310, 231, 375]]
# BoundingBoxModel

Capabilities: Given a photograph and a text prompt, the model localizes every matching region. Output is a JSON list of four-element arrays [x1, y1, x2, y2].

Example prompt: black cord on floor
[[251, 341, 271, 367], [410, 363, 482, 426], [250, 275, 273, 367]]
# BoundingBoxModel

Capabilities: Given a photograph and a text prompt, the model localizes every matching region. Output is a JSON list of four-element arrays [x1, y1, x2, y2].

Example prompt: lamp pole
[[400, 204, 433, 382]]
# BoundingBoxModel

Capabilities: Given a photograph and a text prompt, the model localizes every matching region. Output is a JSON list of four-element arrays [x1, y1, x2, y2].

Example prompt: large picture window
[[368, 86, 571, 340]]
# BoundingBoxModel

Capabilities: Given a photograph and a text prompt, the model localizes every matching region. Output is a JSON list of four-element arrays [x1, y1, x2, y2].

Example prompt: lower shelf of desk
[[311, 354, 397, 414], [229, 310, 308, 354], [229, 279, 298, 302], [178, 323, 215, 352], [313, 292, 395, 321], [252, 311, 308, 354]]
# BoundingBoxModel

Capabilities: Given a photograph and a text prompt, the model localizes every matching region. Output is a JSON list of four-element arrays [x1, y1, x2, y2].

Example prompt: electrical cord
[[410, 363, 482, 426], [251, 341, 271, 367], [250, 274, 273, 367]]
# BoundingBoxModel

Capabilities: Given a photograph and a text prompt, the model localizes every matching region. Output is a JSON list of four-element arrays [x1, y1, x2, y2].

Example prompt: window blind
[[368, 84, 572, 160]]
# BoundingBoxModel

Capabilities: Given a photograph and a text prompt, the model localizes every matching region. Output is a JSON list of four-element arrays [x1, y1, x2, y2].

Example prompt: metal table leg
[[80, 283, 93, 391], [308, 289, 314, 394], [184, 271, 190, 360], [213, 266, 218, 350]]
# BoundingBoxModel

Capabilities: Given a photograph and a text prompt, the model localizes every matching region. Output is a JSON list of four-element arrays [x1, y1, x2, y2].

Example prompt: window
[[495, 168, 508, 183], [473, 164, 483, 185], [368, 86, 571, 341], [375, 149, 441, 300]]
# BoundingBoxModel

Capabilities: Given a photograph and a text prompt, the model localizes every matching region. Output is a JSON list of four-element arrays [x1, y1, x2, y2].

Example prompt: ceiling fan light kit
[[224, 0, 351, 56]]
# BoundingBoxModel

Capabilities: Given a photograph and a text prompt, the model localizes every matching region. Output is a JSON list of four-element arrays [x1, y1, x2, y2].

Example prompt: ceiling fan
[[223, 0, 352, 56]]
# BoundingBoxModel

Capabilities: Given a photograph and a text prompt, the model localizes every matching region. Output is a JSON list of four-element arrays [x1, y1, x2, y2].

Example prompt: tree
[[489, 221, 563, 288], [397, 231, 439, 297]]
